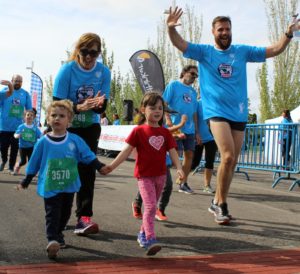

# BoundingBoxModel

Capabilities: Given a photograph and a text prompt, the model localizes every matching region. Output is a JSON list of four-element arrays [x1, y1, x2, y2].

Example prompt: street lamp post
[[26, 61, 34, 73]]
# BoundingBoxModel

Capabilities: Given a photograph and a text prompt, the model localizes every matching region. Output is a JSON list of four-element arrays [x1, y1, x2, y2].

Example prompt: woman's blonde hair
[[46, 100, 74, 122], [68, 32, 101, 63]]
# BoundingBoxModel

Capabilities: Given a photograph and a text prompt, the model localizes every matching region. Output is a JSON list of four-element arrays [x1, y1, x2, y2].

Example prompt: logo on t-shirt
[[12, 98, 21, 105], [76, 85, 94, 103], [183, 94, 192, 103], [149, 135, 164, 151], [218, 64, 232, 78]]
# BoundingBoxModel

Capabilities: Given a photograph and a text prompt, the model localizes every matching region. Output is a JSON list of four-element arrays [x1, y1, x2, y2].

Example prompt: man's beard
[[13, 84, 21, 90], [215, 35, 232, 50]]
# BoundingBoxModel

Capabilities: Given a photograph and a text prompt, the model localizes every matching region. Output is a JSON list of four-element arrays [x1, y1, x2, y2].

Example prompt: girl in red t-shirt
[[102, 92, 184, 256]]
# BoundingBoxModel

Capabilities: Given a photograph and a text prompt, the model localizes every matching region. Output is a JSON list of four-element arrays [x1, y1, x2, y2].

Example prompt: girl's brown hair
[[138, 92, 165, 126]]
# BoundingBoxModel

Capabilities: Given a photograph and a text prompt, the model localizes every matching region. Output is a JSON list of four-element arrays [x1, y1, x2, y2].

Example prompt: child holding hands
[[17, 100, 106, 259], [102, 92, 184, 256]]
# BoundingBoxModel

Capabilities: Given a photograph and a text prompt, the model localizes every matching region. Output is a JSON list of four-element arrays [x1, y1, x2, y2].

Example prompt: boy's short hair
[[24, 109, 36, 116], [46, 100, 74, 121], [32, 107, 37, 116]]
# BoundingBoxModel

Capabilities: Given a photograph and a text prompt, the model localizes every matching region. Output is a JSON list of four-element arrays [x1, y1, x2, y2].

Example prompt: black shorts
[[208, 117, 246, 131]]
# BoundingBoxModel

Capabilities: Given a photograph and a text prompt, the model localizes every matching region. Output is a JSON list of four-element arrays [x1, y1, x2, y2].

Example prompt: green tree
[[258, 0, 300, 119], [257, 63, 273, 122]]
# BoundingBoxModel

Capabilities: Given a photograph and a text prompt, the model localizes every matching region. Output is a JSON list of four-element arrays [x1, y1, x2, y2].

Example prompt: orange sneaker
[[132, 202, 143, 219], [155, 208, 168, 221]]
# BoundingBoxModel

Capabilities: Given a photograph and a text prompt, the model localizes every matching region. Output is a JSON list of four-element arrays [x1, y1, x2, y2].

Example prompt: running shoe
[[155, 208, 168, 221], [74, 216, 99, 235], [203, 186, 215, 193], [178, 183, 194, 194], [144, 238, 162, 256], [137, 231, 147, 247], [46, 240, 60, 259], [132, 202, 143, 219]]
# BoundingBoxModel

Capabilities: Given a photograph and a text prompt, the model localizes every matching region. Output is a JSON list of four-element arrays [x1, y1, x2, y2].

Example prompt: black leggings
[[0, 131, 19, 170], [68, 123, 101, 218], [191, 140, 217, 170], [282, 136, 292, 166], [18, 147, 34, 167]]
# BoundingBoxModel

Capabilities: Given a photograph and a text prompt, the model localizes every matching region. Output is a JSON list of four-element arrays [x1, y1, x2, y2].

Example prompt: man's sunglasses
[[79, 48, 99, 57], [190, 72, 198, 77]]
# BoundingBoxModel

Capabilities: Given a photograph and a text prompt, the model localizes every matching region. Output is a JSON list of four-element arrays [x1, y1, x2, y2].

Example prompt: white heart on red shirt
[[149, 136, 164, 151]]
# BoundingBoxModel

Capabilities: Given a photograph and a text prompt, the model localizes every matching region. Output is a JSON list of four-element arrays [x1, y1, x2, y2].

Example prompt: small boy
[[17, 100, 106, 259], [13, 109, 42, 175]]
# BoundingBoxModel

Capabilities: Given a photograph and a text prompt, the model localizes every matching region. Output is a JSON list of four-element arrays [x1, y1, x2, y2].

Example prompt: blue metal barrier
[[237, 123, 300, 191]]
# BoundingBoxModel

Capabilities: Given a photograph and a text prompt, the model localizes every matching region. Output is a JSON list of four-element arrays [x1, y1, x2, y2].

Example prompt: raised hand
[[166, 6, 183, 28], [0, 80, 13, 97]]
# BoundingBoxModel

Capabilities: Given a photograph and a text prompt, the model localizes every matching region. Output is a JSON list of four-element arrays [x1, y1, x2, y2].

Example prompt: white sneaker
[[203, 186, 215, 193], [46, 240, 60, 259]]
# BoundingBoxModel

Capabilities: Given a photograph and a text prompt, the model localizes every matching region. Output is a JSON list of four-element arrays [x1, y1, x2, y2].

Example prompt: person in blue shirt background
[[163, 65, 199, 195], [0, 75, 32, 173], [166, 6, 298, 225], [280, 109, 293, 168], [13, 109, 42, 175], [53, 33, 111, 236], [112, 113, 121, 125]]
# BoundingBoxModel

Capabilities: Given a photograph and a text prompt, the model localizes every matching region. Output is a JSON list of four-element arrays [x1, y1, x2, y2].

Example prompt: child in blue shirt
[[17, 100, 106, 259], [13, 109, 42, 175]]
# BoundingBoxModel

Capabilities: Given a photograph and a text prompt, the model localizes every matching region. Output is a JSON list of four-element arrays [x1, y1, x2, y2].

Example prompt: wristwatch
[[285, 32, 293, 39]]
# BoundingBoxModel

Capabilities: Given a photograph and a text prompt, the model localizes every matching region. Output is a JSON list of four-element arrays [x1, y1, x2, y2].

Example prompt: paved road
[[0, 156, 299, 266]]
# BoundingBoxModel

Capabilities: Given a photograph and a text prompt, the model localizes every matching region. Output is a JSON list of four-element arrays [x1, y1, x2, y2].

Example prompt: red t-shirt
[[125, 124, 177, 178]]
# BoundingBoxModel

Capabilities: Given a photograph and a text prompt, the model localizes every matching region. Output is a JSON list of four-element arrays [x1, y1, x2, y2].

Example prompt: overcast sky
[[0, 0, 293, 115]]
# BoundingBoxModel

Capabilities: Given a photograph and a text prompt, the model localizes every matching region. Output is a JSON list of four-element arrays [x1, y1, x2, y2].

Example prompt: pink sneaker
[[74, 216, 99, 235]]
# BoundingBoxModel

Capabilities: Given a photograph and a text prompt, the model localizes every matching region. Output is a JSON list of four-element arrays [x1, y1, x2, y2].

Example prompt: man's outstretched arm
[[266, 19, 299, 58], [166, 6, 188, 53]]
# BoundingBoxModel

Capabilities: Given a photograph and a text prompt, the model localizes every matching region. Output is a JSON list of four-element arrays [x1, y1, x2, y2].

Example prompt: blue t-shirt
[[183, 43, 266, 122], [0, 88, 32, 131], [163, 80, 198, 134], [15, 123, 42, 148], [0, 91, 7, 100], [113, 119, 120, 125], [26, 132, 97, 198], [196, 100, 214, 143], [53, 60, 111, 128], [280, 117, 293, 140]]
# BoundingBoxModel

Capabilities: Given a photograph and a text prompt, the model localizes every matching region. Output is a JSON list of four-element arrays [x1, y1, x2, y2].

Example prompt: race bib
[[21, 128, 35, 142], [9, 105, 24, 118], [72, 110, 93, 128], [45, 158, 78, 192]]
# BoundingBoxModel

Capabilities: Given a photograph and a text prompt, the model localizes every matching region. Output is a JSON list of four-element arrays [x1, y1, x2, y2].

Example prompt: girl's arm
[[169, 147, 185, 181], [101, 144, 134, 174]]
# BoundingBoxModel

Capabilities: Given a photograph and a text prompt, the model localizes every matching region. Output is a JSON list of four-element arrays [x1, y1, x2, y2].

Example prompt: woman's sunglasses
[[79, 48, 99, 58]]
